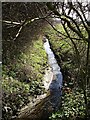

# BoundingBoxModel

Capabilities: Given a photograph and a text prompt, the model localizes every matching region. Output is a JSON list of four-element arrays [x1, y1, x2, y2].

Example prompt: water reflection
[[43, 36, 63, 94], [43, 36, 63, 110]]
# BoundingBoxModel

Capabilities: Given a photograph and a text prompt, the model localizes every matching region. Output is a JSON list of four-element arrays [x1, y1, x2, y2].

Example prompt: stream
[[43, 36, 63, 110]]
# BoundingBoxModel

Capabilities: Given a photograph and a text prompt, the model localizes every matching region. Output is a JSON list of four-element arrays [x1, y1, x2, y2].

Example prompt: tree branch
[[63, 14, 81, 33], [77, 2, 88, 25], [61, 17, 89, 42], [36, 3, 69, 38], [61, 21, 80, 59], [68, 2, 89, 33], [2, 20, 21, 25], [46, 2, 88, 42]]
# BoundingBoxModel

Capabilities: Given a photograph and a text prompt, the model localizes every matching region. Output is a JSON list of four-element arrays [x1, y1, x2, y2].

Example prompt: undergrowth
[[43, 24, 89, 120], [2, 36, 48, 120]]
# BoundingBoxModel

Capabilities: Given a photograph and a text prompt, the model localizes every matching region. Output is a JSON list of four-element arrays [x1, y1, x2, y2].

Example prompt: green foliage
[[49, 90, 86, 120], [44, 24, 72, 54], [2, 76, 30, 120], [3, 36, 47, 84], [2, 36, 48, 120], [44, 24, 90, 120], [18, 37, 47, 82]]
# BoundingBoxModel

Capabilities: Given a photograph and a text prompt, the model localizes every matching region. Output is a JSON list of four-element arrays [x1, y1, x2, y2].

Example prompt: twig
[[2, 20, 21, 25], [13, 25, 23, 41]]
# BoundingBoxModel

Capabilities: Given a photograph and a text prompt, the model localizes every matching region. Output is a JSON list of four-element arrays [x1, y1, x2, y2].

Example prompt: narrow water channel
[[43, 36, 63, 110]]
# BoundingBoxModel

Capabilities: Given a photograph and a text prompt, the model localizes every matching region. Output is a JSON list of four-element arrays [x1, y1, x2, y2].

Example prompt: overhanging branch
[[2, 20, 21, 25]]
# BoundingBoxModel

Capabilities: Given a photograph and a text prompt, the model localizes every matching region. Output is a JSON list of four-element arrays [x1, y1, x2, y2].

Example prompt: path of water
[[43, 36, 63, 109], [43, 37, 63, 91]]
